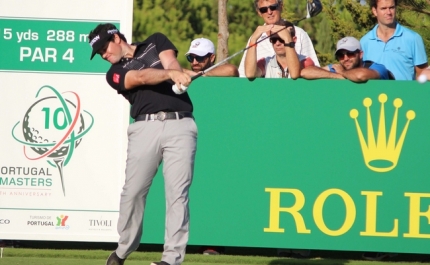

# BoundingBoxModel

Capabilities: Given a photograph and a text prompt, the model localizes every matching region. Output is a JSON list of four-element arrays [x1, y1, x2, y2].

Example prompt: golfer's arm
[[301, 66, 343, 79], [183, 69, 198, 77], [123, 49, 181, 89], [123, 69, 176, 89], [244, 44, 260, 78], [160, 49, 183, 71], [342, 68, 379, 83]]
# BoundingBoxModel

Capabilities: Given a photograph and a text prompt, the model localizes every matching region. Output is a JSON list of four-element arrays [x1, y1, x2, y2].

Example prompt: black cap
[[89, 28, 119, 60]]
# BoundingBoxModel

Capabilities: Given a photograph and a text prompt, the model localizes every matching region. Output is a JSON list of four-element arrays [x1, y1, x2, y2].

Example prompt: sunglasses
[[336, 50, 359, 60], [258, 3, 279, 13], [186, 54, 210, 63], [269, 37, 285, 44]]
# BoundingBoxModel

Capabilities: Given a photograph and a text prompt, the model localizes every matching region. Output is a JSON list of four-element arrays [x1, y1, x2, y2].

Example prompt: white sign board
[[0, 0, 133, 242]]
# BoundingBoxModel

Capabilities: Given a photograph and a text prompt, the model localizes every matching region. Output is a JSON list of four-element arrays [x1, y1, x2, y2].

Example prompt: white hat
[[185, 38, 215, 56], [335, 37, 361, 55]]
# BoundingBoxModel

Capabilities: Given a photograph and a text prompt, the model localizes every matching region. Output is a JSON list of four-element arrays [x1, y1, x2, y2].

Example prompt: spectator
[[238, 0, 320, 77], [183, 38, 238, 78], [245, 20, 312, 79], [360, 0, 428, 80], [301, 36, 394, 82]]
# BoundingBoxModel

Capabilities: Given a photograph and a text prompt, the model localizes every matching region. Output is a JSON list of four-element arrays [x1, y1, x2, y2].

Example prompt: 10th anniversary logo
[[11, 85, 94, 196]]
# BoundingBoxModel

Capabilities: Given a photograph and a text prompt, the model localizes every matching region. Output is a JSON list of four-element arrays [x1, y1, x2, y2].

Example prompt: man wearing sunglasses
[[244, 20, 314, 79], [301, 36, 394, 82], [183, 38, 238, 78], [88, 23, 196, 265], [238, 0, 320, 77]]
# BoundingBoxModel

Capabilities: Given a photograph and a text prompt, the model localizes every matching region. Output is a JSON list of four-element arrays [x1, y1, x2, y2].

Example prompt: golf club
[[293, 0, 322, 25], [172, 26, 288, 94]]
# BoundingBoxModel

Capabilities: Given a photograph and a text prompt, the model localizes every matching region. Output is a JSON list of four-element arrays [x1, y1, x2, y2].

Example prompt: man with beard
[[301, 36, 393, 82], [183, 38, 238, 78]]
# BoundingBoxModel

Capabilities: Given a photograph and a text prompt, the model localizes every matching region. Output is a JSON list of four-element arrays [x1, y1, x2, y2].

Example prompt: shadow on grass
[[267, 258, 346, 265]]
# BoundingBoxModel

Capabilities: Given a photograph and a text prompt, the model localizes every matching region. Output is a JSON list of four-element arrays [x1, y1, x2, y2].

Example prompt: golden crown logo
[[350, 93, 415, 173]]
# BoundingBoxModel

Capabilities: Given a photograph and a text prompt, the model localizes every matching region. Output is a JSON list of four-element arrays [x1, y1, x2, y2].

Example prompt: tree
[[217, 0, 229, 62]]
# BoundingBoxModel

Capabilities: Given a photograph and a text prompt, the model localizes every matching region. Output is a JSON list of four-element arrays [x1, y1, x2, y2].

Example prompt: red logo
[[113, 73, 120, 84]]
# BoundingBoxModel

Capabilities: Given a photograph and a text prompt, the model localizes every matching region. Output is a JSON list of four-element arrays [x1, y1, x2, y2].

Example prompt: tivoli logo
[[349, 93, 415, 172]]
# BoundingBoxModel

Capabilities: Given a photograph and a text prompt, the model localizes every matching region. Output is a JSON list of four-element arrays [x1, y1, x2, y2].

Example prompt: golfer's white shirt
[[238, 26, 320, 77]]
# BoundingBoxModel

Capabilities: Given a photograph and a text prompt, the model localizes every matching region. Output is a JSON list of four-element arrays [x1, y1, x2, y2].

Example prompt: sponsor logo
[[56, 214, 69, 230], [350, 93, 415, 172], [89, 35, 100, 47], [89, 219, 112, 227], [107, 29, 118, 34], [27, 215, 54, 226], [89, 219, 113, 231], [0, 219, 10, 224], [192, 41, 200, 48], [11, 86, 94, 195], [113, 73, 120, 84]]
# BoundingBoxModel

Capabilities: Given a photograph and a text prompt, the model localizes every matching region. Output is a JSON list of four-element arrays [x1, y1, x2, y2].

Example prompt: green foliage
[[132, 0, 260, 67], [132, 0, 430, 68], [322, 0, 430, 64]]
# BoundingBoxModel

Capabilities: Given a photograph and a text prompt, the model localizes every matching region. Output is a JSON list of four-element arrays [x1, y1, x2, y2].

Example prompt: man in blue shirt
[[301, 36, 393, 82], [360, 0, 428, 80]]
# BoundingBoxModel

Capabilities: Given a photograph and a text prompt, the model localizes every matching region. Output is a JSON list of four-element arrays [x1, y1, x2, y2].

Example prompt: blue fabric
[[360, 23, 428, 80], [367, 62, 390, 80], [329, 62, 390, 80]]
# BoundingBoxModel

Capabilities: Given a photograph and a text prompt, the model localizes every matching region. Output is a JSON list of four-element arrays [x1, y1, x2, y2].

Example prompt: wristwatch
[[284, 42, 295, 48]]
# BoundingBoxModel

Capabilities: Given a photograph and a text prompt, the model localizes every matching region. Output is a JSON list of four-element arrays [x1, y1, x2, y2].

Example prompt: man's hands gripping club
[[170, 70, 191, 94]]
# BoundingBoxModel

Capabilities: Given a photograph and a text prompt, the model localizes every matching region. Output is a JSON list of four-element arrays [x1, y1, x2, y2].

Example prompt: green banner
[[139, 78, 430, 254], [0, 17, 118, 74]]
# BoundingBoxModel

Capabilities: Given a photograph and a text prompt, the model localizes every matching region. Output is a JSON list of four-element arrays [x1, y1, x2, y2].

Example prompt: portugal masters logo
[[350, 93, 415, 172], [11, 85, 94, 195]]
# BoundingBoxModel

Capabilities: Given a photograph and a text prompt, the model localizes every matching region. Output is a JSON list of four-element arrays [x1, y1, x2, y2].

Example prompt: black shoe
[[150, 262, 170, 265], [106, 251, 125, 265], [362, 252, 397, 261]]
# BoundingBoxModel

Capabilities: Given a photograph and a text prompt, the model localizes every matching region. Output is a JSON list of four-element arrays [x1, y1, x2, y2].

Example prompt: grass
[[0, 248, 429, 265]]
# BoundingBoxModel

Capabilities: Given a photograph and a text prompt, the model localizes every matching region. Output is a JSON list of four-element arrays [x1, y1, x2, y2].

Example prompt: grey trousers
[[116, 117, 197, 265]]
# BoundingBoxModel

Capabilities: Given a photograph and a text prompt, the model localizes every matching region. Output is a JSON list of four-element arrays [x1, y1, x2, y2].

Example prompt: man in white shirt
[[245, 20, 314, 79], [238, 0, 320, 77]]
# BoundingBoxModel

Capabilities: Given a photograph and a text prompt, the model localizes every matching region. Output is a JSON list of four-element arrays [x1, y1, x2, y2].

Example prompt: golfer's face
[[257, 0, 282, 25], [99, 35, 122, 64]]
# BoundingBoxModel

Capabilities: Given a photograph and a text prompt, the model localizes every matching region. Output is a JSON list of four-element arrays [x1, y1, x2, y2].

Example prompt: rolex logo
[[349, 93, 415, 172]]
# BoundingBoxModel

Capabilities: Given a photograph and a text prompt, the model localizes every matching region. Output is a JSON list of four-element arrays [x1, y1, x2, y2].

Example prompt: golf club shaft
[[191, 26, 287, 81]]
